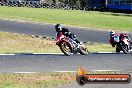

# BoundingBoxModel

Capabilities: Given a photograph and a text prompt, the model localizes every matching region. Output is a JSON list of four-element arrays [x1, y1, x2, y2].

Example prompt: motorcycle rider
[[55, 24, 80, 44], [109, 31, 131, 47], [109, 31, 116, 47]]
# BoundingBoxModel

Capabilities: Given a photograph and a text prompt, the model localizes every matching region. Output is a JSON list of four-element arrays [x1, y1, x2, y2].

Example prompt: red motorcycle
[[56, 32, 88, 56], [114, 34, 131, 54]]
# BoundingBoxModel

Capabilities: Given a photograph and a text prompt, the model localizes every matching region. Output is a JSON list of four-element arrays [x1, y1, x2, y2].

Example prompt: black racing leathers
[[58, 28, 80, 44]]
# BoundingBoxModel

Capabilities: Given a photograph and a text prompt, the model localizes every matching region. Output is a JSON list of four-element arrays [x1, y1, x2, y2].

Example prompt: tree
[[79, 0, 86, 9], [44, 0, 89, 10]]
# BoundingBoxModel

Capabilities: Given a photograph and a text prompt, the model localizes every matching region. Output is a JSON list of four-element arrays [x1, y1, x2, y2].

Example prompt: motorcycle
[[56, 32, 88, 56], [114, 34, 131, 54]]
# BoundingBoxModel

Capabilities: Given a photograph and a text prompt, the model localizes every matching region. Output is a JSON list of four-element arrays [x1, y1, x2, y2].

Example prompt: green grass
[[0, 32, 61, 53], [0, 80, 66, 88], [0, 6, 132, 31], [0, 31, 114, 54], [0, 72, 122, 88], [0, 73, 75, 88], [86, 43, 115, 52], [0, 71, 123, 88]]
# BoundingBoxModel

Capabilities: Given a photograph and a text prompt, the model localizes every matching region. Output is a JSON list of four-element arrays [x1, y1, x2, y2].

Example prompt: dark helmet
[[55, 24, 62, 32]]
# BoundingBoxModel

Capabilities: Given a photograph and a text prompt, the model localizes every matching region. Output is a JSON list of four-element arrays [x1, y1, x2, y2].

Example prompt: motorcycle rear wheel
[[116, 47, 121, 53]]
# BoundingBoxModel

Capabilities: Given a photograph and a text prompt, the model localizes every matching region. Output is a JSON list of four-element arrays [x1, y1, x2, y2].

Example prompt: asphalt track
[[0, 18, 132, 43], [1, 52, 132, 88], [0, 19, 132, 88], [0, 19, 132, 73], [0, 52, 132, 73]]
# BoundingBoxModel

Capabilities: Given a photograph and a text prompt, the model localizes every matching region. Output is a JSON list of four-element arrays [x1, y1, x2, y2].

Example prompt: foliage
[[47, 0, 88, 9]]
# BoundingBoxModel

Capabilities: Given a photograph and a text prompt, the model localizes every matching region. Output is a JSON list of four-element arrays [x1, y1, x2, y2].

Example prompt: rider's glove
[[68, 32, 72, 35]]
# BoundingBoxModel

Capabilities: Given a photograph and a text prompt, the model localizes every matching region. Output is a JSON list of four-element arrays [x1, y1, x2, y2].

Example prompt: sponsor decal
[[76, 66, 131, 85]]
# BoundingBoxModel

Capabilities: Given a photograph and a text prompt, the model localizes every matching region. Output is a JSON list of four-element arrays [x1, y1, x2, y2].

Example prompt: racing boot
[[75, 39, 80, 44], [130, 42, 132, 50]]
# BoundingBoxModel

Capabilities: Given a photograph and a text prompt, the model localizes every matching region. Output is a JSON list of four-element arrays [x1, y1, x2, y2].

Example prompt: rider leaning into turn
[[109, 31, 131, 47], [55, 24, 80, 44]]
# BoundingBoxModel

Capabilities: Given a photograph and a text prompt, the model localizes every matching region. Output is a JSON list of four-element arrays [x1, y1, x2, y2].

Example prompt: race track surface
[[0, 19, 132, 88], [0, 19, 132, 43], [0, 53, 132, 73], [0, 53, 132, 88]]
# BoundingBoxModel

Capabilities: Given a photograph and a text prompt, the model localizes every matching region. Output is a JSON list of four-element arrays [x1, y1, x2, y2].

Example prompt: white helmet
[[109, 31, 115, 37]]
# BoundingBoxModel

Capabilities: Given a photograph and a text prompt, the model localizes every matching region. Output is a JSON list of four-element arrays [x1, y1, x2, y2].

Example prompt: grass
[[0, 71, 121, 88], [0, 6, 132, 31], [0, 31, 115, 53], [0, 31, 114, 54], [86, 43, 115, 52], [0, 73, 75, 88], [0, 32, 60, 53]]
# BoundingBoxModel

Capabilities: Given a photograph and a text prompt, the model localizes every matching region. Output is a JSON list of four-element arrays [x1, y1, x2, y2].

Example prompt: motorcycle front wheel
[[79, 45, 88, 55], [120, 43, 130, 54]]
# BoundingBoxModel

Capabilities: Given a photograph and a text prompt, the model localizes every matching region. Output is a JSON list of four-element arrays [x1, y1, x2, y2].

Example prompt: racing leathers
[[109, 33, 131, 47], [56, 28, 80, 44]]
